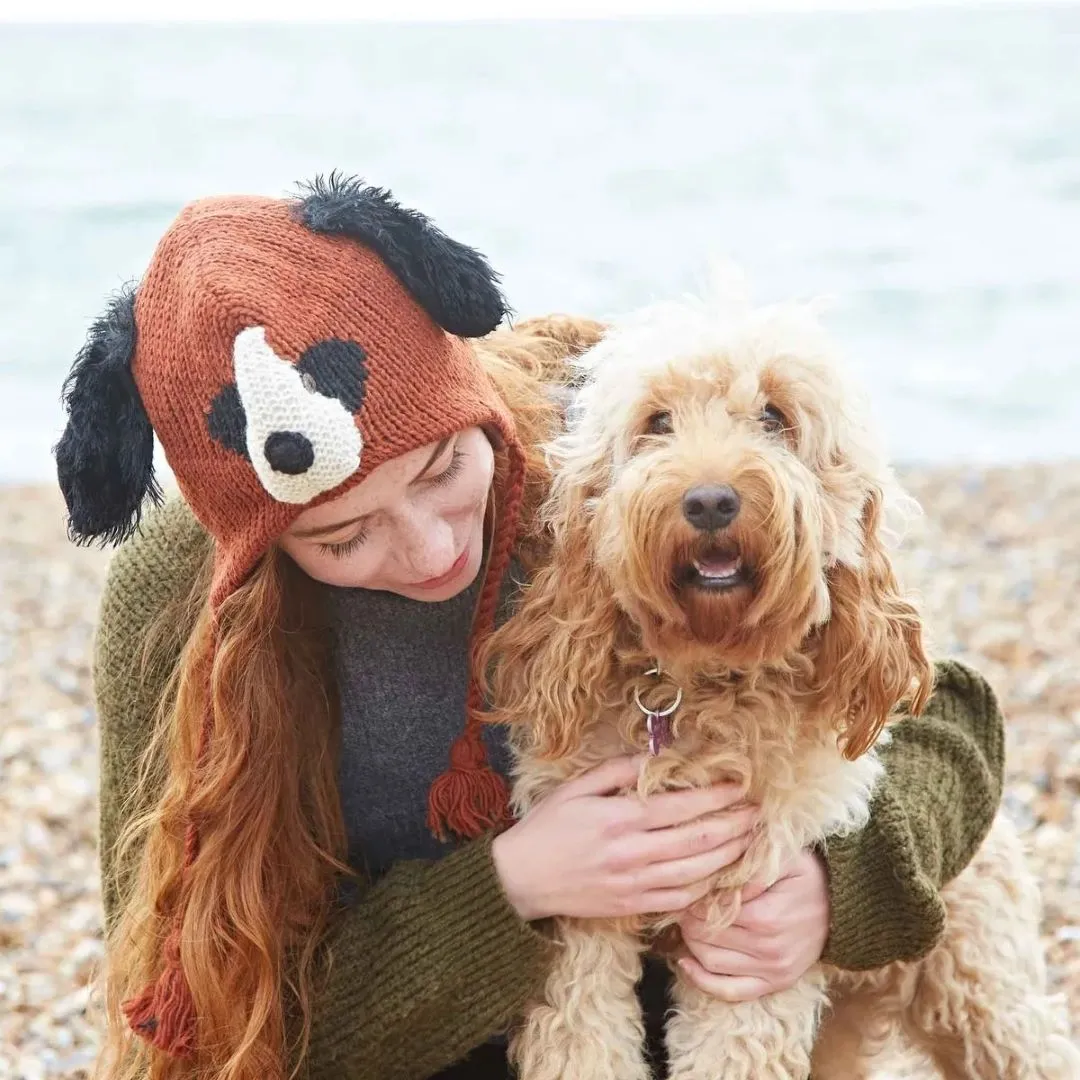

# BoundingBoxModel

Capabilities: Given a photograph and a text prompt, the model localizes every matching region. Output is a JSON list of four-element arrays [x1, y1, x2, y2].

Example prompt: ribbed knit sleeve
[[820, 660, 1006, 970], [304, 838, 551, 1079], [93, 497, 551, 1080], [95, 498, 211, 932]]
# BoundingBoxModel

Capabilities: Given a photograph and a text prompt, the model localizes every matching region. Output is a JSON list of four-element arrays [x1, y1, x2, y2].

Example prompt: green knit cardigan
[[93, 498, 1005, 1079]]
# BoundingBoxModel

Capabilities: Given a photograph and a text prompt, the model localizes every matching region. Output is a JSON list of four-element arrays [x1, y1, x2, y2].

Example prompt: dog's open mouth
[[678, 543, 752, 592]]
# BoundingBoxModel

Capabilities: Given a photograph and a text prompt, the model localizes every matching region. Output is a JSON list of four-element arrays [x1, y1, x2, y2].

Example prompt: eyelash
[[318, 449, 466, 558], [319, 531, 369, 559], [428, 448, 465, 488]]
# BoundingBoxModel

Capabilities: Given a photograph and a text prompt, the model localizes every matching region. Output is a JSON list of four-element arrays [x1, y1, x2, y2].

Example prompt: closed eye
[[426, 448, 465, 488], [319, 529, 369, 558]]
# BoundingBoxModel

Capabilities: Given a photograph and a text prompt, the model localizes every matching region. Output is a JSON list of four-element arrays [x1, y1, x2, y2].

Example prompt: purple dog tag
[[647, 711, 673, 755]]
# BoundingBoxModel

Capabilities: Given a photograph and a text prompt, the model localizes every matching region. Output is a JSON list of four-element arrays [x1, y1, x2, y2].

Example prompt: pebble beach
[[1, 466, 1078, 1078]]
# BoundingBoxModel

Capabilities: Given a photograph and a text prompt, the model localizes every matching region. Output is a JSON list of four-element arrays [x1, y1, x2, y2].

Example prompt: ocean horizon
[[2, 10, 1079, 482]]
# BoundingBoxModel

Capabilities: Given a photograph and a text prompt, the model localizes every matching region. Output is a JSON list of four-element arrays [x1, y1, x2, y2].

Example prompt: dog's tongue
[[694, 551, 742, 579]]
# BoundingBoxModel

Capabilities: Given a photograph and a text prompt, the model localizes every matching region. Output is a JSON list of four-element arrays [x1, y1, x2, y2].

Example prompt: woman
[[58, 175, 1005, 1080]]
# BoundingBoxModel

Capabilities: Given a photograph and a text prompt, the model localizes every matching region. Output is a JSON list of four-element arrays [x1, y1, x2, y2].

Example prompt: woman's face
[[279, 426, 495, 600]]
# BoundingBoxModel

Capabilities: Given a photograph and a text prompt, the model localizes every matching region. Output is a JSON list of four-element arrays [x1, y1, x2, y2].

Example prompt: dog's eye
[[646, 411, 674, 436], [760, 404, 788, 435], [295, 338, 368, 413]]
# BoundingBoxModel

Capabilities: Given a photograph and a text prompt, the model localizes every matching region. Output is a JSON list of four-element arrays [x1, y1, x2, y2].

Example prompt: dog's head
[[552, 276, 932, 754]]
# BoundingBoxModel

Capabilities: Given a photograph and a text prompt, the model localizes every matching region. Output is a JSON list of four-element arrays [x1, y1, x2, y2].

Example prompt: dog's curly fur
[[482, 282, 1080, 1079]]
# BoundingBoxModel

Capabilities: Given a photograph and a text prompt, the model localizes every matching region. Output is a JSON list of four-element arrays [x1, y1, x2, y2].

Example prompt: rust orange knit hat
[[54, 174, 524, 1058]]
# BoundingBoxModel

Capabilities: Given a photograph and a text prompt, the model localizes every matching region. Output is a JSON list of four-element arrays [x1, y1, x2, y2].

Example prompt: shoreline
[[1, 464, 1077, 1075]]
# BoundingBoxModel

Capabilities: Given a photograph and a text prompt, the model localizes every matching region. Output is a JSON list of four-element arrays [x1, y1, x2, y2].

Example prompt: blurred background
[[1, 6, 1078, 1078], [2, 11, 1080, 477]]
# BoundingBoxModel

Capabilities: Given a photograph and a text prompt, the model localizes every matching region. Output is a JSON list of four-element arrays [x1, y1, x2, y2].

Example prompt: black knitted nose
[[264, 431, 315, 475]]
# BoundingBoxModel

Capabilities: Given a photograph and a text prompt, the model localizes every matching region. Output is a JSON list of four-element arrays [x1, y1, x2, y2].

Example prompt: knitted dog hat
[[54, 174, 524, 1057]]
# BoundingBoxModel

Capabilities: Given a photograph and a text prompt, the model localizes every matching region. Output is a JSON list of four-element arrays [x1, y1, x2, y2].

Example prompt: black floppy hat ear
[[54, 284, 162, 546], [293, 172, 511, 338]]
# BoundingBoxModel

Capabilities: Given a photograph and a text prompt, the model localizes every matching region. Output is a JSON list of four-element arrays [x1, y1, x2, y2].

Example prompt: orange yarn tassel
[[425, 441, 525, 843], [122, 926, 196, 1059], [426, 728, 511, 841]]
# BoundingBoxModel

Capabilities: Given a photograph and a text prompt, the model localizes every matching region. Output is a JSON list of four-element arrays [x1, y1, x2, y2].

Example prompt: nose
[[682, 484, 741, 532], [265, 431, 315, 475], [396, 506, 458, 580]]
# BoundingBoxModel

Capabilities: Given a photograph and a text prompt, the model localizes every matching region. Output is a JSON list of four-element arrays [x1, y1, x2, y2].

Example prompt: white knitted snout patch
[[233, 326, 363, 504]]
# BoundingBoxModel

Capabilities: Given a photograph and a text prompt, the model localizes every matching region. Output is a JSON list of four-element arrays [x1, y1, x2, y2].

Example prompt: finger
[[631, 831, 753, 892], [552, 756, 645, 801], [629, 876, 713, 916], [737, 871, 776, 904], [676, 958, 774, 1003], [639, 783, 750, 830], [636, 806, 758, 864], [733, 889, 792, 935], [682, 941, 763, 978], [678, 905, 765, 952], [684, 883, 780, 932], [684, 920, 782, 961]]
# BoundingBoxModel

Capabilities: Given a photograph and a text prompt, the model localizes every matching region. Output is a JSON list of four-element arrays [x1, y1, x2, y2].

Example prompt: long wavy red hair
[[90, 317, 605, 1080]]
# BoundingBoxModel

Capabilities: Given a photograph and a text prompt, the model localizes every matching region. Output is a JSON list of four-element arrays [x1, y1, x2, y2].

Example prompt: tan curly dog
[[483, 280, 1079, 1080]]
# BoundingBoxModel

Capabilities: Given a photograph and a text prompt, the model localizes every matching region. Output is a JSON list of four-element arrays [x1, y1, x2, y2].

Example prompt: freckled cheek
[[332, 555, 389, 589], [429, 468, 494, 527], [459, 470, 493, 516], [288, 543, 385, 589], [463, 449, 496, 513]]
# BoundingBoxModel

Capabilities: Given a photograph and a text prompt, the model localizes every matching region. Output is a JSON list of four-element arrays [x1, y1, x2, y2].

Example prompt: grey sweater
[[325, 574, 514, 880]]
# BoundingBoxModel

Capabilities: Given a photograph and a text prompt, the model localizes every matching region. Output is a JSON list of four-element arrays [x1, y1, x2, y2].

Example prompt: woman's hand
[[675, 848, 830, 1001], [492, 756, 757, 922]]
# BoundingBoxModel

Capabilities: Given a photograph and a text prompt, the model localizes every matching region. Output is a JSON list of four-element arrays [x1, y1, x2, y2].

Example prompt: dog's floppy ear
[[810, 488, 934, 758], [54, 284, 162, 546], [479, 448, 620, 766], [293, 172, 509, 338]]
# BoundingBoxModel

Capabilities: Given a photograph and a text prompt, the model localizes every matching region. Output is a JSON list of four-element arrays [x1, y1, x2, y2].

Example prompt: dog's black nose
[[265, 431, 315, 475], [682, 484, 741, 531]]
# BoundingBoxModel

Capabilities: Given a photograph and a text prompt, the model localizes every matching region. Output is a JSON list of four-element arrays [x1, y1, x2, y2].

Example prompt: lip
[[412, 547, 470, 591]]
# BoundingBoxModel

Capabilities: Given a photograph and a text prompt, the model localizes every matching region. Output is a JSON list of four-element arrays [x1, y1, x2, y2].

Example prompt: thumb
[[739, 871, 777, 904], [740, 849, 818, 904], [551, 755, 645, 802]]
